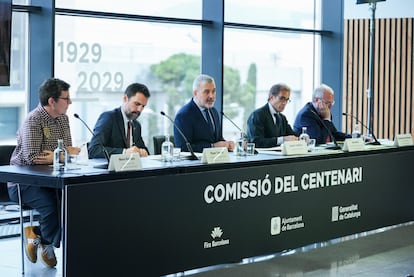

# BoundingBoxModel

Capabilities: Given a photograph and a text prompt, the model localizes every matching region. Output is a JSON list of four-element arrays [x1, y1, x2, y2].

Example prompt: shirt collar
[[268, 102, 278, 115], [193, 98, 209, 113]]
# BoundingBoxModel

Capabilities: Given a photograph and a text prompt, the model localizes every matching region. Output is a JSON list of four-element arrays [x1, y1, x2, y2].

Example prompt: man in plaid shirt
[[8, 78, 80, 268]]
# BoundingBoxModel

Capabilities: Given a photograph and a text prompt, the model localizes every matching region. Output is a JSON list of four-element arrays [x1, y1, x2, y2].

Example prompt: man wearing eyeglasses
[[8, 78, 81, 268], [247, 83, 298, 147], [294, 84, 351, 144]]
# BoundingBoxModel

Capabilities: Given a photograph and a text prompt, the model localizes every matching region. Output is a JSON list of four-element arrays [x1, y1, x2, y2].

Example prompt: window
[[56, 0, 202, 19], [1, 0, 325, 149], [222, 1, 321, 140], [55, 15, 201, 153], [225, 0, 320, 29]]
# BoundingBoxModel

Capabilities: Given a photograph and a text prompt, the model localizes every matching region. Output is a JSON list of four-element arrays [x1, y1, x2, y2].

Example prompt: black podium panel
[[64, 149, 414, 276]]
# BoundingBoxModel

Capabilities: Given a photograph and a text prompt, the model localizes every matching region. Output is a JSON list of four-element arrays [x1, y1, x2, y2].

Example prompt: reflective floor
[[1, 222, 414, 276]]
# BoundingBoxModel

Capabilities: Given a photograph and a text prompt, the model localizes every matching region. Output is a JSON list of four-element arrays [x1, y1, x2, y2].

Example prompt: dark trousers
[[8, 184, 61, 248]]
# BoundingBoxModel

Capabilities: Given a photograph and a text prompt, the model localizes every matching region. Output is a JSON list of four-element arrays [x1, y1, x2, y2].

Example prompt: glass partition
[[55, 15, 201, 153]]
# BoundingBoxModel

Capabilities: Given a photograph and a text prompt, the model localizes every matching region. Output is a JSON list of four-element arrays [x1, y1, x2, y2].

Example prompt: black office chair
[[153, 135, 175, 155], [0, 146, 20, 208], [0, 145, 34, 274], [0, 145, 16, 203]]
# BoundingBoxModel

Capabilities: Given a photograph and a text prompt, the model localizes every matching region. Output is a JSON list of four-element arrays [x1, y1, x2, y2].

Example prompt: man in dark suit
[[293, 84, 350, 145], [174, 74, 234, 153], [247, 83, 298, 148], [88, 83, 150, 158]]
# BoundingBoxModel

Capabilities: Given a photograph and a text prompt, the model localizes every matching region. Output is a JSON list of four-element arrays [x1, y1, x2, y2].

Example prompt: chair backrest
[[153, 135, 175, 155], [0, 145, 16, 202], [0, 145, 15, 166]]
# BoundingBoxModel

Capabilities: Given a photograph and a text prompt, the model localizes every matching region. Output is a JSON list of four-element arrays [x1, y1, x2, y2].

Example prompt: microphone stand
[[309, 109, 341, 150], [220, 111, 249, 138], [342, 113, 381, 145], [221, 111, 252, 155], [74, 113, 110, 162], [160, 111, 198, 160]]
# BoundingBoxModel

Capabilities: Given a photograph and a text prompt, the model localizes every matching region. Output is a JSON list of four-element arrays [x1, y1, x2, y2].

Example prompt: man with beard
[[174, 74, 234, 153], [88, 83, 150, 158]]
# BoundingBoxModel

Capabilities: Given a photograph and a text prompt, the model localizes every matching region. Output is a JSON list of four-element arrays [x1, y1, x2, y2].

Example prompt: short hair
[[124, 83, 150, 99], [313, 84, 334, 100], [268, 83, 290, 100], [39, 78, 70, 106], [193, 74, 215, 91]]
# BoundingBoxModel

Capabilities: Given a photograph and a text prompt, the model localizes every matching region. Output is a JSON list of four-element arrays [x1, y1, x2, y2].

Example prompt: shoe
[[40, 244, 57, 267], [24, 226, 40, 263]]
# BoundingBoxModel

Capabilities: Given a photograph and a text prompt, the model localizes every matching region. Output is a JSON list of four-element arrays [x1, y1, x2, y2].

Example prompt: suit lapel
[[131, 121, 139, 145], [264, 107, 279, 137], [190, 100, 218, 141], [210, 109, 219, 140], [115, 108, 128, 147]]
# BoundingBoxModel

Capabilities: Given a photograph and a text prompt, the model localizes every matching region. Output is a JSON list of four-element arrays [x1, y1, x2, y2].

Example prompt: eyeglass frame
[[321, 99, 335, 106], [277, 95, 292, 103], [58, 97, 71, 102]]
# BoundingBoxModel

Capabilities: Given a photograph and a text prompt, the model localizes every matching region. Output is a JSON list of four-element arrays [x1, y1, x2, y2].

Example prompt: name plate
[[394, 133, 413, 147], [281, 140, 308, 155], [343, 138, 366, 152], [108, 153, 142, 172], [201, 147, 230, 164]]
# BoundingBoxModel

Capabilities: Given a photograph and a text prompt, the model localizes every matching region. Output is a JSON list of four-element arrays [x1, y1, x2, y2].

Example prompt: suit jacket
[[88, 107, 148, 158], [293, 102, 350, 145], [247, 104, 297, 148], [174, 99, 224, 153]]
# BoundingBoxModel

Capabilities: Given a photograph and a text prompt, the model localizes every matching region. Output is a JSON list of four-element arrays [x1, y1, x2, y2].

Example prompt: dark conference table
[[0, 145, 413, 276]]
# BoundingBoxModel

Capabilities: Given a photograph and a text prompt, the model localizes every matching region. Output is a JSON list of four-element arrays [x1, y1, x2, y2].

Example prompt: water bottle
[[53, 139, 67, 171], [236, 132, 247, 156], [352, 123, 360, 138], [161, 135, 174, 162], [299, 127, 310, 143]]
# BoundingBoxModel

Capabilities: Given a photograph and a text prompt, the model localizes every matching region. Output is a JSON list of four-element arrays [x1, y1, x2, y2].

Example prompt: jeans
[[8, 184, 61, 248]]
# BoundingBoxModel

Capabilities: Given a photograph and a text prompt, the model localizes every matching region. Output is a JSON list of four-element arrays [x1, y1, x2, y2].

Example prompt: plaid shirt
[[10, 104, 73, 166]]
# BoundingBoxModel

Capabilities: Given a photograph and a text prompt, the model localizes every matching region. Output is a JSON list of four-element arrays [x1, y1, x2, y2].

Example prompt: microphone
[[73, 113, 110, 162], [221, 111, 258, 155], [342, 112, 381, 145], [221, 111, 244, 134], [160, 111, 198, 160], [309, 109, 341, 150]]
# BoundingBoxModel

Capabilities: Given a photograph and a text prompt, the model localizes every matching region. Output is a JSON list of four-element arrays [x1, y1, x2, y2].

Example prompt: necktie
[[205, 109, 214, 132], [274, 113, 282, 134], [126, 121, 132, 147]]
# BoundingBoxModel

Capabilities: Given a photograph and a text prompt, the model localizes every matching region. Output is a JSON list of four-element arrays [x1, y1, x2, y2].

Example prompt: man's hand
[[34, 150, 53, 164], [317, 100, 331, 120], [125, 146, 148, 157], [283, 135, 299, 142], [67, 146, 81, 155], [213, 141, 235, 152]]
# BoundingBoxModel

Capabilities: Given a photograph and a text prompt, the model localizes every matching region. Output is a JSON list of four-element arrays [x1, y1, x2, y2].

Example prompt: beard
[[126, 110, 140, 120]]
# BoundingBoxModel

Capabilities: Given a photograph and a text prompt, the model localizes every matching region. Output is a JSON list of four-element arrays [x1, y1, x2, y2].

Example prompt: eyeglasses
[[322, 99, 335, 106], [277, 96, 291, 103], [59, 97, 71, 102]]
